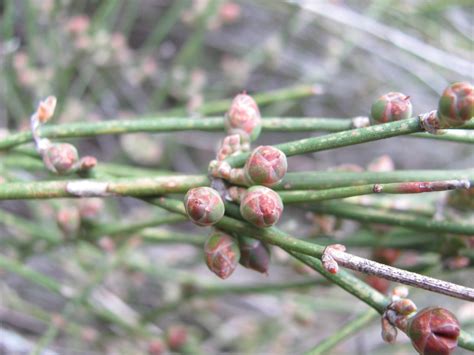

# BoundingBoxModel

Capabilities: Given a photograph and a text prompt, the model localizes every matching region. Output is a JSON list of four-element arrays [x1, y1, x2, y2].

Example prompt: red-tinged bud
[[239, 236, 271, 274], [204, 231, 240, 279], [42, 143, 79, 174], [226, 93, 262, 141], [373, 248, 401, 265], [370, 92, 412, 124], [381, 316, 398, 343], [240, 186, 283, 228], [407, 307, 460, 355], [56, 206, 81, 235], [244, 146, 287, 187], [184, 187, 225, 226], [78, 198, 104, 221], [438, 82, 473, 128], [389, 299, 417, 316], [165, 325, 188, 351], [148, 339, 166, 355], [365, 275, 390, 294], [37, 96, 57, 123]]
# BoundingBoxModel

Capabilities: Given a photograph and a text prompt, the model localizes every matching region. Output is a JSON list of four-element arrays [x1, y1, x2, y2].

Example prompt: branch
[[310, 201, 474, 235]]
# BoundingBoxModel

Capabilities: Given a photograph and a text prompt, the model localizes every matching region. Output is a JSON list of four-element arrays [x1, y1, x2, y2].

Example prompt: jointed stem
[[305, 309, 379, 355], [310, 201, 474, 235]]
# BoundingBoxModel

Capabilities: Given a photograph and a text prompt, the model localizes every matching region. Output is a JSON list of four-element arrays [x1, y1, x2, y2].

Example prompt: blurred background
[[0, 0, 473, 354]]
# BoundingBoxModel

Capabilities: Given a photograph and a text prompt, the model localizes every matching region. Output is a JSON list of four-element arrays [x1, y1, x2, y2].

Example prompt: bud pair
[[42, 143, 97, 175]]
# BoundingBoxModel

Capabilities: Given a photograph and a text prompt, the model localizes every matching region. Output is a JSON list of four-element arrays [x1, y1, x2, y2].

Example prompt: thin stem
[[276, 169, 474, 190], [279, 179, 471, 203], [225, 117, 424, 167], [0, 175, 209, 199], [289, 251, 474, 352], [151, 197, 473, 301], [305, 309, 379, 355], [89, 213, 187, 238], [310, 201, 474, 235], [1, 116, 471, 151]]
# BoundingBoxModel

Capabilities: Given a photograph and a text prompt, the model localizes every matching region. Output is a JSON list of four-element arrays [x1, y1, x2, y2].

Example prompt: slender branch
[[279, 179, 471, 204], [225, 117, 424, 167], [0, 175, 209, 199], [276, 169, 474, 190], [162, 84, 320, 115], [89, 213, 187, 238], [305, 309, 379, 355], [151, 197, 473, 301], [0, 115, 472, 151], [289, 252, 474, 352], [310, 201, 474, 235]]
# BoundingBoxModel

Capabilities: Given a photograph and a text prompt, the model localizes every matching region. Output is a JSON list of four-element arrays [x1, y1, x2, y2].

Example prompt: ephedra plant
[[0, 81, 473, 354]]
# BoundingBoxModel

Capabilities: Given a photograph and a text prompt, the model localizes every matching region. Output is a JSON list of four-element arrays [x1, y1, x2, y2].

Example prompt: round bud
[[42, 143, 79, 174], [204, 231, 240, 279], [438, 81, 474, 127], [240, 186, 283, 228], [244, 145, 287, 187], [239, 236, 271, 274], [370, 92, 413, 124], [226, 93, 262, 141], [407, 307, 460, 355], [184, 187, 225, 226], [165, 325, 188, 351]]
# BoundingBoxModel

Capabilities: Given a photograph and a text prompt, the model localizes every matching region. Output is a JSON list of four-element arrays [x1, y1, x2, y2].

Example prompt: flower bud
[[184, 187, 225, 226], [438, 82, 473, 128], [240, 186, 283, 228], [226, 93, 262, 141], [165, 325, 188, 351], [370, 92, 412, 124], [373, 248, 401, 265], [381, 316, 398, 343], [407, 307, 460, 355], [42, 143, 79, 174], [244, 146, 287, 187], [204, 231, 240, 279], [239, 236, 271, 274]]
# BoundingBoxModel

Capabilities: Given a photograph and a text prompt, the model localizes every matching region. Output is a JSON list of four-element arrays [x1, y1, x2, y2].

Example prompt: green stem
[[139, 229, 207, 246], [310, 201, 474, 235], [276, 169, 474, 190], [142, 278, 326, 323], [305, 309, 379, 355], [89, 213, 187, 238], [225, 117, 423, 167], [0, 175, 209, 199], [162, 84, 318, 116], [279, 179, 472, 203], [2, 116, 471, 151]]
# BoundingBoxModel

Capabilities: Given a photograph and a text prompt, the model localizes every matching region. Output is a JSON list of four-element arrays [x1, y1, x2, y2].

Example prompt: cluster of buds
[[204, 230, 240, 279], [184, 187, 225, 226], [240, 186, 283, 228], [31, 96, 97, 175], [238, 236, 271, 274], [380, 287, 461, 354], [381, 287, 417, 343], [370, 92, 413, 124]]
